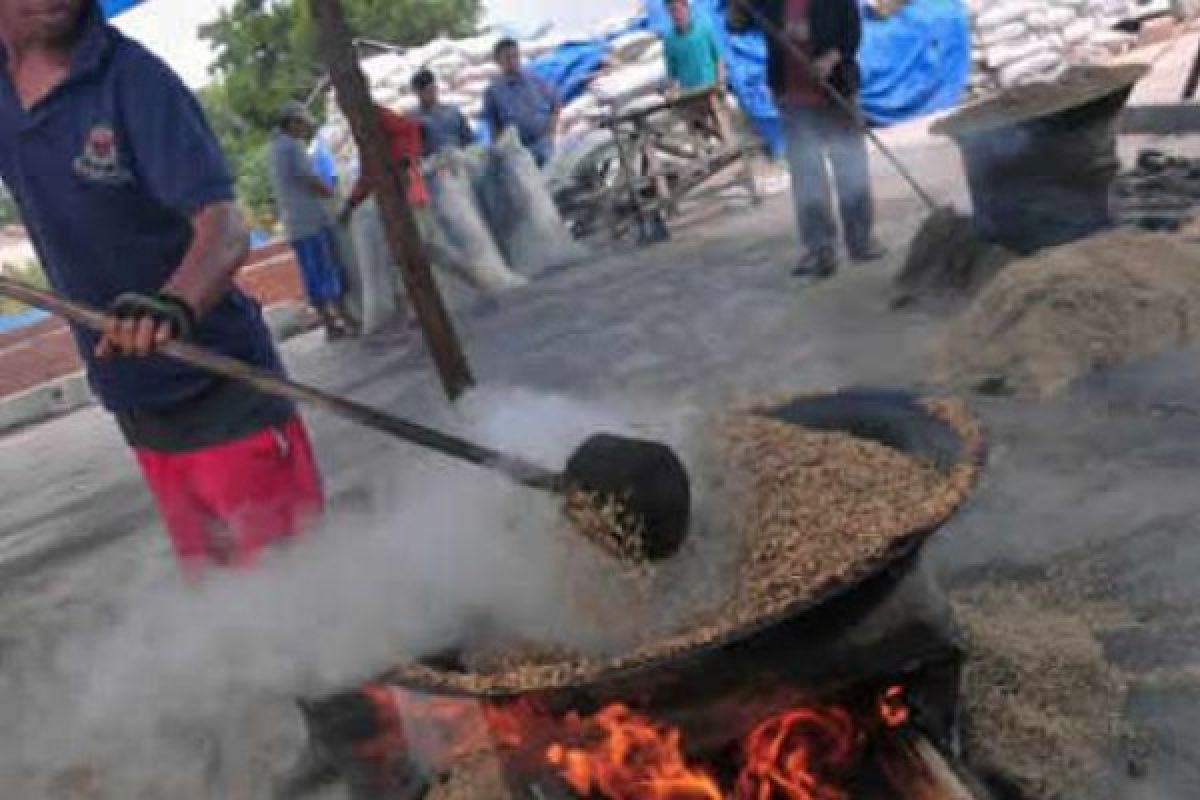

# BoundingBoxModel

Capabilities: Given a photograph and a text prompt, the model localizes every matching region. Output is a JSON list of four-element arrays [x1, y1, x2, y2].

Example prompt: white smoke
[[1, 388, 721, 797]]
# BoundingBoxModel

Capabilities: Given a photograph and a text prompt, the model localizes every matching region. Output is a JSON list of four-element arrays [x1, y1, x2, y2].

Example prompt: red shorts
[[134, 416, 324, 576]]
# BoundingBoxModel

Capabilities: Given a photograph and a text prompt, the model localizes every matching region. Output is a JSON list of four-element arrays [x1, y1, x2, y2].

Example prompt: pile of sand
[[939, 230, 1200, 396], [425, 751, 509, 800], [894, 208, 1016, 306], [954, 578, 1130, 800]]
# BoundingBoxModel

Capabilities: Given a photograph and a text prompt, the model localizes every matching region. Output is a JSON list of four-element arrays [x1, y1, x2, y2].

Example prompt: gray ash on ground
[[953, 559, 1139, 800], [1114, 149, 1200, 234]]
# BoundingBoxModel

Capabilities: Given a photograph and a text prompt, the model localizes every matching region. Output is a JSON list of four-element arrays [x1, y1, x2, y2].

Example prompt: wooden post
[[308, 0, 474, 401]]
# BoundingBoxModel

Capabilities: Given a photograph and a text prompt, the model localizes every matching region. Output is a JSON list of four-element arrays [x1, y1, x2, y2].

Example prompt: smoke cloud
[[0, 388, 724, 797]]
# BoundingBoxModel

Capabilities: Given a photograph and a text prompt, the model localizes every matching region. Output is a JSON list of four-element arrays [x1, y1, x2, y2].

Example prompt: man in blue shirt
[[663, 0, 726, 92], [411, 68, 475, 157], [483, 38, 561, 167], [0, 0, 324, 578]]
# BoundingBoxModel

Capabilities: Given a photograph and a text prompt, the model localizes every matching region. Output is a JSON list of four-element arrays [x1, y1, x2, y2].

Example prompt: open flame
[[546, 704, 723, 799], [351, 684, 910, 798], [878, 686, 910, 729], [734, 706, 858, 800]]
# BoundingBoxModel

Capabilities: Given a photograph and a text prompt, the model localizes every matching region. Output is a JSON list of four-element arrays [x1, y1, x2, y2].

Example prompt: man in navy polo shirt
[[0, 0, 324, 578]]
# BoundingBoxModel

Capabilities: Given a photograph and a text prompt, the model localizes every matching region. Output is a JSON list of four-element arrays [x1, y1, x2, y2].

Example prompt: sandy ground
[[7, 35, 1200, 799]]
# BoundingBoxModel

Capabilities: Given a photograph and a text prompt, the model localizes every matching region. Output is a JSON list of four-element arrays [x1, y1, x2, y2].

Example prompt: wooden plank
[[600, 86, 724, 127], [877, 731, 979, 800], [308, 0, 474, 401]]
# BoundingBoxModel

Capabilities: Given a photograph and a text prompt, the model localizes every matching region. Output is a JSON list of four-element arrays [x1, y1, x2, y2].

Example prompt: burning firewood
[[878, 731, 982, 800]]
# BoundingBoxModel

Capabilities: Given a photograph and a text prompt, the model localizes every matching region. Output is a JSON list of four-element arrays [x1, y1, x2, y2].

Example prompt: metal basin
[[934, 65, 1148, 254]]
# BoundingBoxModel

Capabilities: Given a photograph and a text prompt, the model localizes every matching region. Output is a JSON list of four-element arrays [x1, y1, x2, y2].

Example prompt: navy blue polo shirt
[[0, 7, 280, 412]]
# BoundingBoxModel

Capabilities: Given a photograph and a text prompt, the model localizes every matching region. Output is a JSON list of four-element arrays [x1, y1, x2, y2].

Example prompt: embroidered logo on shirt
[[74, 125, 133, 186]]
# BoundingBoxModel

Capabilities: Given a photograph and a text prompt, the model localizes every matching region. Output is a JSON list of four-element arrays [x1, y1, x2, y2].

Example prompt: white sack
[[975, 2, 1035, 30], [476, 129, 586, 276], [426, 148, 528, 295]]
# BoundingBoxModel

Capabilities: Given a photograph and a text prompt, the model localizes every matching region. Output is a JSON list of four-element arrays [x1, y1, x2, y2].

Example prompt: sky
[[112, 0, 640, 88]]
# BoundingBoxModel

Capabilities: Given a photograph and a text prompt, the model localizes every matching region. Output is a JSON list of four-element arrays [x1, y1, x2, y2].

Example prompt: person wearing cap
[[266, 100, 357, 340], [411, 69, 475, 157], [0, 0, 325, 578], [483, 38, 561, 166]]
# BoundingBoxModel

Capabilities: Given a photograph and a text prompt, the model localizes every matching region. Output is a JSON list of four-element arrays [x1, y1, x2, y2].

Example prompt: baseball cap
[[278, 101, 317, 127]]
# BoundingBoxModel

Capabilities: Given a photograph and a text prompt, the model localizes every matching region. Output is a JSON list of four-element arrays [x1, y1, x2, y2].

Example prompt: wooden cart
[[556, 87, 762, 245]]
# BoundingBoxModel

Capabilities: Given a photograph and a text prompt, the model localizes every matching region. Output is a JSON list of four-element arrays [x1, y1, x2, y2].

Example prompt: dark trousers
[[780, 101, 875, 256]]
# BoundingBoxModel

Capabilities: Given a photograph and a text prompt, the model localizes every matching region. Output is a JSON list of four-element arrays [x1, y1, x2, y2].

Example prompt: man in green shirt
[[663, 0, 726, 92]]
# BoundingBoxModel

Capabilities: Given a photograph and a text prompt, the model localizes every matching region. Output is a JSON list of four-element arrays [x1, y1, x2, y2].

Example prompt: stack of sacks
[[965, 0, 1135, 94], [324, 11, 676, 182]]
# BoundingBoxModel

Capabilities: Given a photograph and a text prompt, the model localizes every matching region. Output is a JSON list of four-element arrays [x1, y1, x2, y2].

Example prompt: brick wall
[[0, 245, 305, 400], [236, 248, 305, 308]]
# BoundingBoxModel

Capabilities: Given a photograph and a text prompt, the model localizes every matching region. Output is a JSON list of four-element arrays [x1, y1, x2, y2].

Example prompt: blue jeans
[[291, 227, 345, 304], [526, 136, 554, 168], [780, 102, 874, 256]]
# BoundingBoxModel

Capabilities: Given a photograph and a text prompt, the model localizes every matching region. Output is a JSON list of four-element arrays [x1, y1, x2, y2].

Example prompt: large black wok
[[377, 389, 987, 707]]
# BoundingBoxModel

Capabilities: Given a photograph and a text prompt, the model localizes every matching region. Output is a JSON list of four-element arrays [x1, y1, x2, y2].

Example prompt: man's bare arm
[[98, 201, 248, 358], [165, 201, 249, 315]]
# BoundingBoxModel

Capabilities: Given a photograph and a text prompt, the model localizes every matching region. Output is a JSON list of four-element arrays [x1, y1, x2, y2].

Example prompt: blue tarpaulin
[[529, 41, 615, 106], [858, 0, 971, 125], [100, 0, 146, 17], [0, 308, 48, 335]]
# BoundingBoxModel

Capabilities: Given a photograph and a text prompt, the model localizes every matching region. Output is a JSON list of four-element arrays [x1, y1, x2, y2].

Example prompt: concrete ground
[[6, 36, 1200, 799]]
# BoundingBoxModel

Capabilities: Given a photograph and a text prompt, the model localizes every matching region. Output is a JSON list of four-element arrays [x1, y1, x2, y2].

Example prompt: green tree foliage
[[199, 81, 274, 230], [0, 188, 20, 228], [200, 0, 482, 223]]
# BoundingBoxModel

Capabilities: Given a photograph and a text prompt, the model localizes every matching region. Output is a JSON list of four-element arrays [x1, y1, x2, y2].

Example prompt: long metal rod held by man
[[0, 276, 557, 487], [0, 276, 693, 563], [728, 0, 940, 212]]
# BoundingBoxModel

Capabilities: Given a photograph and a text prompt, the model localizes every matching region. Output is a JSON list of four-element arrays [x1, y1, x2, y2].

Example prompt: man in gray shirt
[[411, 69, 475, 157], [265, 102, 356, 339]]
